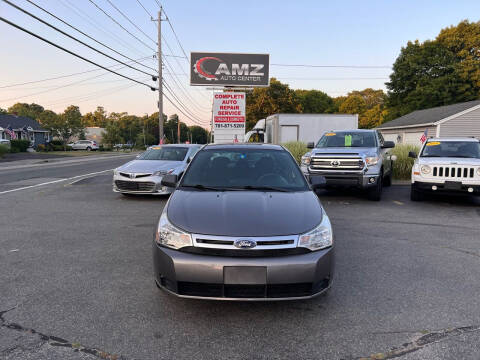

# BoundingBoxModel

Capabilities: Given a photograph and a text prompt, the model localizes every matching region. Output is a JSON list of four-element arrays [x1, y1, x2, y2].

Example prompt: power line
[[0, 56, 153, 89], [87, 0, 156, 52], [162, 8, 189, 61], [104, 0, 157, 44], [0, 16, 157, 90], [3, 0, 156, 78], [271, 63, 392, 69], [278, 77, 389, 80], [24, 0, 157, 73], [136, 0, 154, 18], [163, 90, 209, 127]]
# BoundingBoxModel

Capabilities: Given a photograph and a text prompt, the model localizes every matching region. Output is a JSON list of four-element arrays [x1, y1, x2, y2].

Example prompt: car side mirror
[[408, 151, 417, 158], [161, 174, 178, 188], [307, 142, 315, 149], [309, 175, 326, 189], [382, 141, 395, 149]]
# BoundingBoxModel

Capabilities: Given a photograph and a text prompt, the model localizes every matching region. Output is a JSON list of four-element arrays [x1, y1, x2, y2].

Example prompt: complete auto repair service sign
[[213, 92, 245, 143]]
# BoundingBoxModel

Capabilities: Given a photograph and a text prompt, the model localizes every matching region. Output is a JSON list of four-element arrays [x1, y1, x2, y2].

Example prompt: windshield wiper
[[230, 185, 290, 192], [421, 155, 442, 157], [180, 184, 226, 191]]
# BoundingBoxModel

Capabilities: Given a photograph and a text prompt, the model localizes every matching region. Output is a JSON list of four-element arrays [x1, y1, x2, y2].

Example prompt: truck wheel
[[367, 176, 382, 201], [410, 184, 423, 201], [384, 171, 392, 187]]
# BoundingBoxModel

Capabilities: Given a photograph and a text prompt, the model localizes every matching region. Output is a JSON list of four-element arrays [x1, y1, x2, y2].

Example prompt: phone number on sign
[[215, 123, 245, 129]]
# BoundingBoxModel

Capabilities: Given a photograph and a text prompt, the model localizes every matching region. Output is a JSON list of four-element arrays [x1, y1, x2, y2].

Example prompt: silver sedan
[[113, 144, 202, 195]]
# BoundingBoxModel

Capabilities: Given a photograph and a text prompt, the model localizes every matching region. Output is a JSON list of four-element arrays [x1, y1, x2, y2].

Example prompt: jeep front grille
[[432, 166, 475, 179]]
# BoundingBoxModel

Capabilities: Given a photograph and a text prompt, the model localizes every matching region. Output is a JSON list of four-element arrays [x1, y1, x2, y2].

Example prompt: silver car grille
[[432, 166, 475, 179], [115, 180, 156, 192], [310, 154, 364, 170], [119, 172, 152, 178], [192, 234, 298, 250]]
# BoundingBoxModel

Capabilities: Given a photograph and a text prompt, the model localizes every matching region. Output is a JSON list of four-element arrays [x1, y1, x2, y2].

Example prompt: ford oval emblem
[[234, 239, 257, 249]]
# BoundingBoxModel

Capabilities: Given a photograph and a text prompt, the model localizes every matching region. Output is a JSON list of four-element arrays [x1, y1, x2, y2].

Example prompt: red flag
[[420, 129, 428, 143]]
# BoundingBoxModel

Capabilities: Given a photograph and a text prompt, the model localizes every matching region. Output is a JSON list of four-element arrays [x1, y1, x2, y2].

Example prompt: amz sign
[[190, 52, 269, 87]]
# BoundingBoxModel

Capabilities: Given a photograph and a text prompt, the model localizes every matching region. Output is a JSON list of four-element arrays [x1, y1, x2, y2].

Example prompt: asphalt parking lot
[[1, 165, 480, 359]]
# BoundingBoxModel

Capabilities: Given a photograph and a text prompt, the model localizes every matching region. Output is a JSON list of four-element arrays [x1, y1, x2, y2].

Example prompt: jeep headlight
[[301, 153, 311, 166], [365, 156, 379, 167], [421, 165, 431, 174], [155, 211, 192, 249], [298, 211, 333, 251]]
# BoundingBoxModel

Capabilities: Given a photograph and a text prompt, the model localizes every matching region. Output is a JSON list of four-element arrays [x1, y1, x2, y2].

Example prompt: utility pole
[[177, 117, 180, 143], [157, 8, 163, 144]]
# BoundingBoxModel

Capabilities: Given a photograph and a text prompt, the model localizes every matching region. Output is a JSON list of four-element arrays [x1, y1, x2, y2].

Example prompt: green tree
[[48, 105, 84, 150], [0, 108, 7, 114], [189, 125, 208, 144], [296, 90, 334, 113], [102, 122, 123, 148], [8, 103, 44, 120]]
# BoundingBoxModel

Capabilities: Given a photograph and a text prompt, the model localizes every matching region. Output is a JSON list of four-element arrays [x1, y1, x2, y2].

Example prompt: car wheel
[[367, 175, 382, 201], [410, 184, 423, 201], [86, 146, 92, 151], [384, 171, 392, 187]]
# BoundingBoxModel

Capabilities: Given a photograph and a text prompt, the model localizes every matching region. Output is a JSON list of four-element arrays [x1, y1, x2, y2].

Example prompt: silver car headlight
[[113, 169, 119, 176], [155, 211, 192, 249], [421, 165, 431, 175], [298, 211, 333, 251], [365, 156, 379, 167], [153, 169, 174, 177]]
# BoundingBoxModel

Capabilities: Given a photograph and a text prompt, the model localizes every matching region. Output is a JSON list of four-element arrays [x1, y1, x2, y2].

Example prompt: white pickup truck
[[409, 137, 480, 201]]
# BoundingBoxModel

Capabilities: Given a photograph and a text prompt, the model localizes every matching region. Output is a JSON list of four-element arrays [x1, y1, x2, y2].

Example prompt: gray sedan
[[153, 143, 333, 300], [113, 144, 201, 195]]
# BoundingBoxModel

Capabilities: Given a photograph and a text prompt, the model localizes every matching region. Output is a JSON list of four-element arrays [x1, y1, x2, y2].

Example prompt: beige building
[[377, 100, 480, 146]]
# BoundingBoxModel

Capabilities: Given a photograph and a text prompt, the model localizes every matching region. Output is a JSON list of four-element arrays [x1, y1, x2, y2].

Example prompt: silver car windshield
[[316, 131, 377, 148], [180, 149, 309, 192], [421, 141, 480, 158], [138, 147, 188, 161]]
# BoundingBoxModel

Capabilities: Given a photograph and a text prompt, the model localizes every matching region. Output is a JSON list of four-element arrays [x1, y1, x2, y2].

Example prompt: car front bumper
[[413, 181, 480, 195], [112, 174, 174, 195], [153, 243, 334, 301], [306, 171, 379, 188]]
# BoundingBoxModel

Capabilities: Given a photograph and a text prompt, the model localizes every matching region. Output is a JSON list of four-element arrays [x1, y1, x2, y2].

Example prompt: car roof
[[148, 144, 201, 148], [203, 143, 284, 150], [426, 137, 479, 142], [331, 129, 376, 133]]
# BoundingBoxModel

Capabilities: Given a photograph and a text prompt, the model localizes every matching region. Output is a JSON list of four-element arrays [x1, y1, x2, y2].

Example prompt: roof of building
[[377, 100, 480, 129], [0, 114, 47, 131]]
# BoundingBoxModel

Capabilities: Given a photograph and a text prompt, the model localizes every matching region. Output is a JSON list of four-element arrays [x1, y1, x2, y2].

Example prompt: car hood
[[418, 157, 480, 165], [117, 160, 184, 173], [167, 190, 323, 237], [311, 147, 377, 156]]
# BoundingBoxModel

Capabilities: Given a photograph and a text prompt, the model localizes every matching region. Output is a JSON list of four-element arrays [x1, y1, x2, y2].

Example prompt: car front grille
[[191, 234, 299, 251], [168, 279, 330, 298], [432, 166, 475, 179], [310, 154, 364, 170], [179, 247, 311, 257], [115, 180, 155, 192], [119, 172, 152, 178]]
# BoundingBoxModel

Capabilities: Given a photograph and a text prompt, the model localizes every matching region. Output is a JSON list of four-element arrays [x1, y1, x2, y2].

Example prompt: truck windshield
[[180, 148, 309, 192], [138, 146, 188, 161], [316, 131, 377, 148], [421, 141, 480, 158]]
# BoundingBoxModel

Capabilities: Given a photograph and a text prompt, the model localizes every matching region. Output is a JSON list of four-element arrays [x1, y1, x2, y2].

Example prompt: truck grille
[[432, 166, 475, 179], [115, 180, 155, 192], [310, 154, 364, 170]]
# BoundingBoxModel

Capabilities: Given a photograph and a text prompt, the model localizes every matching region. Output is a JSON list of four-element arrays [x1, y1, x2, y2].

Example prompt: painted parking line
[[0, 169, 113, 195]]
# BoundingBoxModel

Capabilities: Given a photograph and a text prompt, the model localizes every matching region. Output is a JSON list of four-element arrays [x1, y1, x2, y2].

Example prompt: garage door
[[404, 132, 423, 145]]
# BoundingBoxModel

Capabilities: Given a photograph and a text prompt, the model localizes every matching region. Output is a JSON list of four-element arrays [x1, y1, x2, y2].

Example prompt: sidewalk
[[0, 152, 139, 170]]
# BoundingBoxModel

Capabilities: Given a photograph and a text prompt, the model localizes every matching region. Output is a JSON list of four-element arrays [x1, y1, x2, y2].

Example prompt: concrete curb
[[0, 153, 137, 171], [392, 180, 411, 186]]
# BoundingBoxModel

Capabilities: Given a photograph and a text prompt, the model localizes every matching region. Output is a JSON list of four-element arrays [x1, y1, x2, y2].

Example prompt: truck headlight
[[155, 211, 192, 249], [301, 154, 311, 166], [298, 211, 333, 251], [365, 156, 379, 166], [421, 165, 431, 174]]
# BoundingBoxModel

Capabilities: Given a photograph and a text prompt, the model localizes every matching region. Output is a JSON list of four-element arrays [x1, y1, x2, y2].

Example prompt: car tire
[[384, 171, 392, 187], [410, 184, 423, 201], [367, 175, 382, 201], [86, 146, 92, 151]]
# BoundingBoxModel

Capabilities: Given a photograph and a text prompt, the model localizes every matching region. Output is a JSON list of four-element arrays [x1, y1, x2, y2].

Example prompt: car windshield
[[138, 146, 188, 161], [420, 141, 480, 158], [316, 131, 377, 148], [180, 148, 309, 192]]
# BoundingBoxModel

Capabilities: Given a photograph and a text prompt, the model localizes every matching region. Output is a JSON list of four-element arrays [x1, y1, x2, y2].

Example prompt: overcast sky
[[1, 0, 479, 127]]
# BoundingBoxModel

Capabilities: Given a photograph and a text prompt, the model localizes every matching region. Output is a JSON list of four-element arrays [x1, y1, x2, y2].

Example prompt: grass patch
[[282, 141, 308, 164], [391, 144, 420, 180]]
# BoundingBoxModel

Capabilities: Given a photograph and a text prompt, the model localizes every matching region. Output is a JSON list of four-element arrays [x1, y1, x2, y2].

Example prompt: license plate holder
[[444, 181, 462, 190], [224, 266, 267, 284]]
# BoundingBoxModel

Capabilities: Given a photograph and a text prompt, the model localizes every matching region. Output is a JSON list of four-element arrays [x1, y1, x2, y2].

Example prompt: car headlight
[[365, 156, 379, 167], [113, 169, 119, 176], [298, 211, 333, 251], [153, 169, 174, 176], [421, 165, 431, 174], [154, 211, 192, 249], [301, 154, 311, 166], [477, 168, 480, 176]]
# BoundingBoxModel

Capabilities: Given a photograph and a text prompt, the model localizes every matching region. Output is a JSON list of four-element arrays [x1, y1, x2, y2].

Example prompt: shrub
[[390, 143, 420, 180], [282, 141, 308, 164], [0, 144, 8, 158], [36, 144, 46, 152], [10, 139, 30, 152], [49, 140, 64, 146]]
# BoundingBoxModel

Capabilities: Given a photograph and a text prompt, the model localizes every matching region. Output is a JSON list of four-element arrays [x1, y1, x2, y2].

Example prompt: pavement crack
[[0, 308, 126, 360], [351, 325, 480, 359]]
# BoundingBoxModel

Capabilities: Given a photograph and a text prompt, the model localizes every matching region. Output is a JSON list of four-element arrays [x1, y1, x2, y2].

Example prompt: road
[[1, 158, 479, 359]]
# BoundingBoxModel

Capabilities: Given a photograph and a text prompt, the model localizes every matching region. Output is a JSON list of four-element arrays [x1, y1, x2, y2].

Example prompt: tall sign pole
[[157, 8, 164, 143]]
